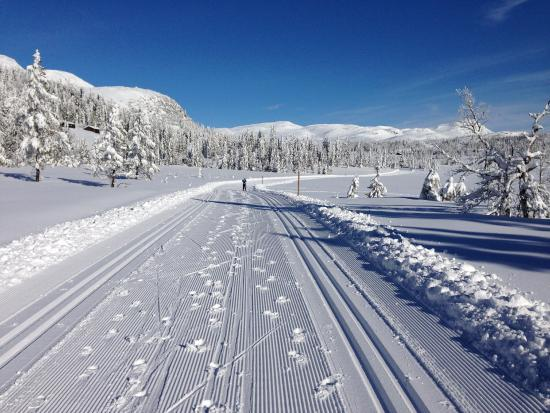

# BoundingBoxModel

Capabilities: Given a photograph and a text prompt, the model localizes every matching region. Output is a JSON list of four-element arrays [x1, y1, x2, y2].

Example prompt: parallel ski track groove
[[264, 190, 546, 413], [259, 191, 423, 413]]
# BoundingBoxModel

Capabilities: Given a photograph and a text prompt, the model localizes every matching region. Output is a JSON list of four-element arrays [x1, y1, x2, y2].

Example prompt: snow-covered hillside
[[44, 70, 94, 89], [0, 55, 23, 71], [217, 120, 492, 142], [0, 54, 190, 126]]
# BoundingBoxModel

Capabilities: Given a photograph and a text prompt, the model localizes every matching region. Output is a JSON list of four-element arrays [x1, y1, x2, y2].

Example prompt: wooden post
[[297, 170, 301, 196]]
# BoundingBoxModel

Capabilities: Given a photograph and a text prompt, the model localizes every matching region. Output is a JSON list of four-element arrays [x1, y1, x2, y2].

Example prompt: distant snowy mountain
[[216, 120, 491, 142]]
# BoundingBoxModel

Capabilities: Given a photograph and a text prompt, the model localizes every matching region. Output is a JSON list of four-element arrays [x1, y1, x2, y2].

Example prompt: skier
[[242, 178, 247, 191]]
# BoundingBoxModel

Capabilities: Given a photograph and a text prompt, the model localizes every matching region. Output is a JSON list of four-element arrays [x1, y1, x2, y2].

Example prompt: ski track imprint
[[0, 190, 345, 413]]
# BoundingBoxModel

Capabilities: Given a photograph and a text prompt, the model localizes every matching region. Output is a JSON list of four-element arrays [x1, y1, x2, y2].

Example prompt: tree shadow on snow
[[58, 178, 108, 187], [343, 203, 550, 272], [0, 172, 35, 182]]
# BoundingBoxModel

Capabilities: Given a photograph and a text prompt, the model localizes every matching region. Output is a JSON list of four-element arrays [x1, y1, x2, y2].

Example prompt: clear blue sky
[[1, 0, 549, 130]]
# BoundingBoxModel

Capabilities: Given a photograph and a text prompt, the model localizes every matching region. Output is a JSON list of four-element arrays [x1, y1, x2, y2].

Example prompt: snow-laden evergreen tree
[[126, 109, 158, 179], [19, 50, 72, 181], [440, 176, 457, 201], [439, 88, 550, 217], [454, 176, 468, 198], [420, 168, 441, 201], [93, 105, 126, 187], [346, 176, 360, 198], [367, 167, 387, 198]]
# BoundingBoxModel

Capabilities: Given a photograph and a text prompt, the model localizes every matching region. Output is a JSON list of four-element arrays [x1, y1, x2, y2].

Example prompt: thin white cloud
[[486, 0, 528, 23], [266, 103, 283, 111], [500, 69, 550, 84], [389, 48, 543, 95]]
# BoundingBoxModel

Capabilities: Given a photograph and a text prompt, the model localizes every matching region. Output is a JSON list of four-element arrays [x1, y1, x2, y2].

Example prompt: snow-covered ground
[[270, 167, 550, 303], [0, 165, 275, 244], [1, 166, 548, 411], [258, 184, 549, 400], [1, 187, 546, 412]]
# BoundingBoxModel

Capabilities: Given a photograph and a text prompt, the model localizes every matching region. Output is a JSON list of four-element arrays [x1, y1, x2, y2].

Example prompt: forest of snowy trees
[[1, 50, 549, 217]]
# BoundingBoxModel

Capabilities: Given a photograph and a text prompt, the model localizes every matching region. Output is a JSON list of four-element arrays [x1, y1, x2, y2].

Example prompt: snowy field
[[271, 167, 550, 303], [0, 165, 281, 244], [0, 165, 548, 412]]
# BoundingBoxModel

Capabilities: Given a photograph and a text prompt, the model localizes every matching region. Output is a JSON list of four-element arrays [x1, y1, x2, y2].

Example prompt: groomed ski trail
[[0, 187, 545, 412]]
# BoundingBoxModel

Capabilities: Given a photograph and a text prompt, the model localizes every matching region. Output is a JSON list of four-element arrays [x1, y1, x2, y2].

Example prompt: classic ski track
[[259, 190, 547, 413], [0, 191, 214, 387], [259, 191, 442, 413], [0, 189, 354, 412]]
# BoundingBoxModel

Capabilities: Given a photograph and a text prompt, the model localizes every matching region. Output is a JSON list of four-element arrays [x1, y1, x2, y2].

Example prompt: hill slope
[[217, 120, 492, 142]]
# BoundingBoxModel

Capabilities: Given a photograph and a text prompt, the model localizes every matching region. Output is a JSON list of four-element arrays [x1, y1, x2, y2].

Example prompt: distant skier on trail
[[242, 178, 247, 191]]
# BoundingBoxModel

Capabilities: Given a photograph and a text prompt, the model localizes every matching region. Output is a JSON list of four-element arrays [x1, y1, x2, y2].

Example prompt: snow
[[44, 69, 94, 89], [90, 86, 167, 106], [269, 168, 550, 304], [0, 180, 223, 293], [0, 165, 294, 293], [258, 184, 550, 400], [217, 120, 492, 142], [0, 54, 23, 71]]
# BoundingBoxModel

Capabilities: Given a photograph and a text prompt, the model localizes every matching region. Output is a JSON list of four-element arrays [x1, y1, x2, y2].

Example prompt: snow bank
[[0, 180, 235, 293], [259, 187, 550, 401]]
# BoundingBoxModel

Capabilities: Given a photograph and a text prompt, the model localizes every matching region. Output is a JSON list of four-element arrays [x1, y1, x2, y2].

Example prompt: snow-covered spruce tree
[[454, 176, 468, 198], [439, 88, 550, 217], [419, 168, 441, 201], [126, 109, 159, 179], [440, 176, 456, 201], [19, 50, 72, 181], [367, 167, 387, 198], [92, 105, 126, 187], [347, 176, 360, 198]]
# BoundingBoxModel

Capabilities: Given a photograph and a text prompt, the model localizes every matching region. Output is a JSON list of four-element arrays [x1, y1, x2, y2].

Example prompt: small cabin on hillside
[[61, 121, 76, 129], [83, 125, 100, 134]]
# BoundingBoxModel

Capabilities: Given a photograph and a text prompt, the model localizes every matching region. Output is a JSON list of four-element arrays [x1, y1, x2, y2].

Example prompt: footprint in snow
[[253, 267, 266, 273], [210, 291, 224, 299], [132, 359, 147, 373], [291, 328, 306, 343], [255, 285, 269, 292], [183, 338, 208, 353], [189, 290, 206, 299], [78, 365, 99, 380], [314, 374, 342, 400], [112, 314, 125, 322], [266, 275, 277, 283], [288, 350, 308, 366], [161, 316, 172, 326], [104, 328, 118, 339], [190, 302, 201, 310], [117, 289, 129, 297], [268, 260, 276, 265], [276, 296, 290, 304], [210, 304, 224, 314], [130, 300, 141, 308], [80, 346, 93, 356], [263, 310, 279, 320], [27, 395, 47, 410], [208, 318, 222, 328]]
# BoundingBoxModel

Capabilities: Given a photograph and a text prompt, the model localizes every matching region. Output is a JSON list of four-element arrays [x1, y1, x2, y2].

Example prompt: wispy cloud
[[389, 48, 543, 95], [266, 103, 284, 111], [499, 69, 550, 84], [486, 0, 528, 23]]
